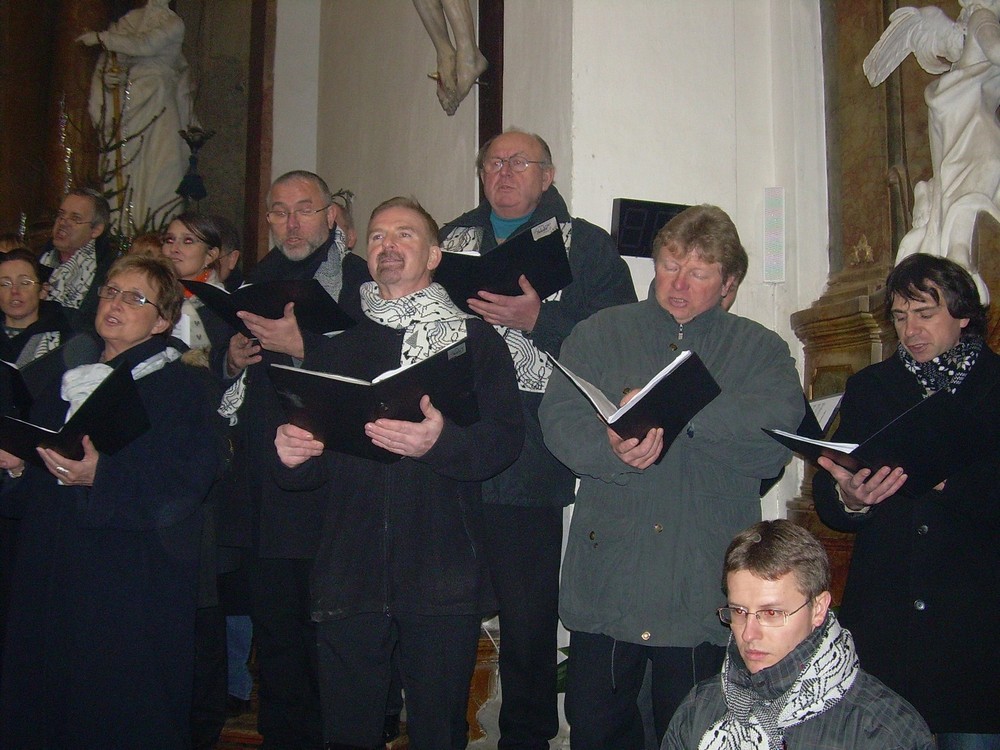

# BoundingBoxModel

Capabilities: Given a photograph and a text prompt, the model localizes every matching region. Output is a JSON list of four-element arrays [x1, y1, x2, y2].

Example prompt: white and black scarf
[[45, 240, 99, 310], [361, 281, 470, 366], [61, 346, 182, 421], [699, 612, 858, 750], [898, 335, 982, 396]]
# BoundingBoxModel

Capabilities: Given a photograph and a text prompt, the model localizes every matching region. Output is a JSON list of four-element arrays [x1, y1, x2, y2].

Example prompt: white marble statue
[[78, 0, 195, 233], [412, 0, 488, 116], [864, 0, 1000, 302]]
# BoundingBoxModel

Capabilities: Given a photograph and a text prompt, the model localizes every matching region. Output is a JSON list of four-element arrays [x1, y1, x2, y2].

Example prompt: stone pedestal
[[788, 281, 897, 605]]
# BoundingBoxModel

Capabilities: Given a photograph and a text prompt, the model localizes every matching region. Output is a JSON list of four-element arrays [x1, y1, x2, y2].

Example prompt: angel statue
[[412, 0, 488, 115], [864, 0, 1000, 302], [78, 0, 196, 234]]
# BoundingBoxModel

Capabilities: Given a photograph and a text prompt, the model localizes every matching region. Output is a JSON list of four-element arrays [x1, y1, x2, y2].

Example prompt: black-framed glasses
[[97, 285, 162, 315], [480, 155, 550, 174], [265, 204, 331, 224], [717, 600, 811, 628], [0, 278, 41, 289], [54, 210, 93, 226]]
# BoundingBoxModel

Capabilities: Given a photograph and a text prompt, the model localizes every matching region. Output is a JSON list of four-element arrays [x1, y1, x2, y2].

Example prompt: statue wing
[[864, 6, 961, 86]]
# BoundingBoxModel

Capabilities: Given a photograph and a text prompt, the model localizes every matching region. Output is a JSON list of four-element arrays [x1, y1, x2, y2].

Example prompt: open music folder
[[549, 350, 721, 459], [181, 279, 356, 337], [435, 217, 572, 313], [0, 363, 150, 465], [270, 339, 480, 463], [763, 388, 988, 496]]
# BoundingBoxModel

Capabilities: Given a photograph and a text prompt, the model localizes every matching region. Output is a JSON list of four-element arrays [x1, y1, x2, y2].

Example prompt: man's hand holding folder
[[608, 388, 664, 470]]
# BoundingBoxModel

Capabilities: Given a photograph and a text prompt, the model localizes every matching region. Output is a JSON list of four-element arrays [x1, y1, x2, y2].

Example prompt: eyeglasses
[[97, 285, 162, 315], [0, 278, 41, 289], [54, 210, 94, 226], [480, 156, 550, 174], [265, 204, 331, 224], [717, 600, 811, 628]]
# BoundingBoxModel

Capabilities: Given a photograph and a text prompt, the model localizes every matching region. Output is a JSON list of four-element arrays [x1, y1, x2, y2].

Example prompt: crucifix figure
[[413, 0, 488, 115]]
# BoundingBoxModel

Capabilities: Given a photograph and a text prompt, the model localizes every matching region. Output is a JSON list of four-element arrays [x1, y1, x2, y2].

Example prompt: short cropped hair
[[475, 128, 554, 172], [104, 254, 183, 329], [368, 196, 440, 242], [722, 520, 831, 601], [652, 204, 748, 285], [267, 170, 334, 206], [0, 247, 44, 278], [128, 232, 164, 257], [66, 187, 111, 230], [885, 253, 989, 337]]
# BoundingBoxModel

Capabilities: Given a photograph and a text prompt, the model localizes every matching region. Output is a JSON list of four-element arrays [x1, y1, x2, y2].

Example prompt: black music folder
[[0, 360, 33, 418], [181, 279, 356, 337], [435, 218, 572, 313], [0, 363, 150, 465], [550, 350, 721, 457], [763, 389, 985, 496], [270, 340, 480, 463]]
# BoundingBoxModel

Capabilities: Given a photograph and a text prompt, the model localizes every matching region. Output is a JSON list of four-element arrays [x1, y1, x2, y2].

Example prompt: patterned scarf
[[45, 239, 99, 310], [699, 612, 858, 750], [314, 225, 350, 302], [897, 335, 982, 396], [360, 281, 470, 366], [439, 219, 572, 392]]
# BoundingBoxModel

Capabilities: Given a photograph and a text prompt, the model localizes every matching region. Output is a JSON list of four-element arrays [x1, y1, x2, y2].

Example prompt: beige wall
[[312, 0, 479, 237]]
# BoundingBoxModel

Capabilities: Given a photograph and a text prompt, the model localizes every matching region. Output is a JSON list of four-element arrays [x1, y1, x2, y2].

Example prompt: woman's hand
[[38, 436, 99, 486], [0, 449, 25, 477]]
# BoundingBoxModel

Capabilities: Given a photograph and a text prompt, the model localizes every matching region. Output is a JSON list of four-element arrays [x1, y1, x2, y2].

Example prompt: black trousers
[[565, 631, 725, 750], [481, 504, 562, 749], [191, 604, 228, 750], [317, 611, 481, 750], [251, 556, 323, 750]]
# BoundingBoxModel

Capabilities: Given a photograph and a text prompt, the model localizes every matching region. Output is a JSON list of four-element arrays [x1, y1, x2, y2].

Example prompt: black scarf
[[897, 335, 983, 396]]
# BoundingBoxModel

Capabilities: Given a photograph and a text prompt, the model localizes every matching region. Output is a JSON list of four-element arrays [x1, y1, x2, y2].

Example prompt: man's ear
[[721, 275, 736, 298], [427, 245, 442, 271], [90, 222, 106, 241], [541, 165, 555, 192], [811, 590, 832, 629]]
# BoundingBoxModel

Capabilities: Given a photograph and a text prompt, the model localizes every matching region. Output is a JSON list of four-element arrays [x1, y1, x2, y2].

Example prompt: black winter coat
[[813, 348, 1000, 733], [275, 316, 524, 620]]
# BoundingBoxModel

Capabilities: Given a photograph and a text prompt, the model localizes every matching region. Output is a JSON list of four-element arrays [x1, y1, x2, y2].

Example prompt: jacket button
[[913, 599, 926, 611], [640, 631, 651, 641], [588, 531, 596, 540], [653, 523, 663, 533], [916, 524, 928, 535]]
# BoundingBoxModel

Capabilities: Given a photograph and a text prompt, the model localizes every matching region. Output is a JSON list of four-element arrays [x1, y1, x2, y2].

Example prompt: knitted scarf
[[360, 281, 470, 366], [699, 612, 858, 750], [897, 335, 982, 396]]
